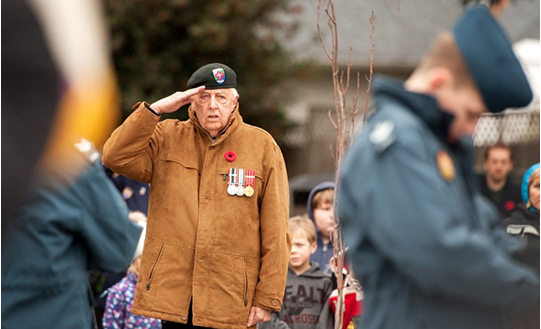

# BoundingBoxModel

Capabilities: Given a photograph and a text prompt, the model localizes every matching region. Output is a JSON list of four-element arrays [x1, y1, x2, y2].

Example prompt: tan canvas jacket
[[102, 102, 291, 329]]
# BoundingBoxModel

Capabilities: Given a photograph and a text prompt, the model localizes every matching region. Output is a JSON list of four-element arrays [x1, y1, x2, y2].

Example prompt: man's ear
[[427, 67, 453, 93]]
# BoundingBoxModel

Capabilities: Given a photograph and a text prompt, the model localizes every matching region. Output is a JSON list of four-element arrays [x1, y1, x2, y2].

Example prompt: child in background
[[306, 182, 335, 276], [261, 216, 334, 329], [102, 219, 161, 329]]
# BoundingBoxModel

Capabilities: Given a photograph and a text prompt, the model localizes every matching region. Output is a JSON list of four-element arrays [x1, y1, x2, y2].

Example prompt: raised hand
[[150, 86, 205, 115]]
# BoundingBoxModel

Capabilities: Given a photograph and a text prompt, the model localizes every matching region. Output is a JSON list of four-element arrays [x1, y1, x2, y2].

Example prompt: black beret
[[186, 63, 237, 90], [453, 5, 532, 112]]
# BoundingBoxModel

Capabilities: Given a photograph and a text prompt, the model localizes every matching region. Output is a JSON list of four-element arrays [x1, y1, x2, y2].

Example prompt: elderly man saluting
[[102, 63, 291, 329]]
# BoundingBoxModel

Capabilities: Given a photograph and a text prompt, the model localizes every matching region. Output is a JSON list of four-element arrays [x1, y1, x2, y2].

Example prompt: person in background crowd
[[102, 63, 291, 329], [1, 138, 144, 329], [479, 142, 522, 217], [337, 5, 539, 329], [306, 182, 335, 276], [501, 163, 540, 329], [260, 216, 334, 329], [306, 182, 362, 328], [104, 166, 151, 216]]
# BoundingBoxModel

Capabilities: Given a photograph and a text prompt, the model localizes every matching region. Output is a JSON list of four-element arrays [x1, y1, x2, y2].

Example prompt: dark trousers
[[162, 321, 211, 329], [162, 301, 212, 329]]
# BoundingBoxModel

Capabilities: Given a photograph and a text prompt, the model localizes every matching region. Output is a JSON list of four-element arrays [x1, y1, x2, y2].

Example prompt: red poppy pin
[[505, 200, 516, 212], [224, 151, 237, 162]]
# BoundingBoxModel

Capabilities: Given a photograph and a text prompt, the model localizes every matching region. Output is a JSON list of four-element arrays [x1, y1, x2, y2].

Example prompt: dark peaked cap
[[187, 63, 237, 90], [453, 5, 532, 113]]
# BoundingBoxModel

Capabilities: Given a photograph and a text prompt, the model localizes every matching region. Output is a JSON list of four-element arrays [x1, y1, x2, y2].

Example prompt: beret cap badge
[[212, 68, 226, 85]]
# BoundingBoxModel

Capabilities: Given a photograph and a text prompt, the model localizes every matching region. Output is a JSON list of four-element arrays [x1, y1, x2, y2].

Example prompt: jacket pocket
[[207, 253, 250, 324], [146, 242, 165, 291], [243, 257, 249, 307]]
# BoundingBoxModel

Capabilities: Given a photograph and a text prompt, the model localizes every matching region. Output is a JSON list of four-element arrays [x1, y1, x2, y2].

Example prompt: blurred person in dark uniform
[[1, 0, 60, 220], [2, 1, 136, 328], [2, 138, 144, 329], [479, 142, 522, 218], [337, 5, 539, 329]]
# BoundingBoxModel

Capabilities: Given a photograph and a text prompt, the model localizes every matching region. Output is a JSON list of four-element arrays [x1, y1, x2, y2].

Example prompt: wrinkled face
[[483, 148, 513, 183], [289, 231, 317, 274], [313, 202, 334, 239], [192, 88, 238, 138], [437, 84, 487, 141], [529, 178, 540, 211]]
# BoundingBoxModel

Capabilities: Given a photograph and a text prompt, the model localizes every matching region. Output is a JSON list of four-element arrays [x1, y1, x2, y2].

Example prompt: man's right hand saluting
[[150, 86, 205, 115]]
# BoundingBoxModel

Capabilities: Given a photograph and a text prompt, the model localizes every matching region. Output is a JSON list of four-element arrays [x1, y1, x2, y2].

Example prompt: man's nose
[[209, 95, 219, 108]]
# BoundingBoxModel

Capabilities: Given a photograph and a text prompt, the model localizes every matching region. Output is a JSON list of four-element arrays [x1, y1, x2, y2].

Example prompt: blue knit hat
[[521, 163, 540, 206], [453, 5, 532, 112]]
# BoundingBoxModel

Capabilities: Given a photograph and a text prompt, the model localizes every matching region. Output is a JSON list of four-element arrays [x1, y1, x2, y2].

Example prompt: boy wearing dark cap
[[102, 63, 291, 329], [337, 5, 539, 329]]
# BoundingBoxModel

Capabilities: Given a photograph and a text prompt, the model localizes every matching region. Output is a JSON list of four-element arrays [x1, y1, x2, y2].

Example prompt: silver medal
[[236, 186, 245, 196], [227, 168, 237, 196], [227, 185, 237, 195]]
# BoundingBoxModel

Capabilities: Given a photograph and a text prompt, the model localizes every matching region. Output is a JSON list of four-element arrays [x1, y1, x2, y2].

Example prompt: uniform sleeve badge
[[437, 150, 456, 182], [369, 120, 395, 153], [74, 137, 99, 163]]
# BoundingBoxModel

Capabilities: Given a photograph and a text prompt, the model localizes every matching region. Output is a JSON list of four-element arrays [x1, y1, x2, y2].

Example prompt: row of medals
[[227, 168, 254, 197]]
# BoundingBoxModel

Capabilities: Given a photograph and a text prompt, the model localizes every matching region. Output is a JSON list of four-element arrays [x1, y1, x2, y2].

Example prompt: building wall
[[283, 67, 411, 179]]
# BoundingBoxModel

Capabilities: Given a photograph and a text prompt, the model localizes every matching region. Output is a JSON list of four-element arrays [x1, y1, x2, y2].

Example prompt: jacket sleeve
[[252, 144, 292, 311], [77, 161, 142, 273], [102, 102, 161, 183], [338, 128, 539, 309]]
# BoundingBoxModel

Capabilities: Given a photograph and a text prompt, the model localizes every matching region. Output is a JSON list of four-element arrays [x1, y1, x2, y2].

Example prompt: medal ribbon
[[246, 169, 255, 189], [228, 168, 236, 187], [238, 168, 245, 188]]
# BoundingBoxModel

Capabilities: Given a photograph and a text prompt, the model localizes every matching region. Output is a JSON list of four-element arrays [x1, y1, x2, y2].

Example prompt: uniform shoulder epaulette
[[74, 138, 100, 163], [369, 120, 395, 153]]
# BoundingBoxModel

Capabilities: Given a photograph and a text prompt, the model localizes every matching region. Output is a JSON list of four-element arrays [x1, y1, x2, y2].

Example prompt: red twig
[[363, 11, 376, 127]]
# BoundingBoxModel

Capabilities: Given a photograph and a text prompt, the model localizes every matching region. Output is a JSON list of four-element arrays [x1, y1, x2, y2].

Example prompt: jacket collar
[[188, 102, 242, 144], [373, 75, 477, 192], [373, 75, 454, 144]]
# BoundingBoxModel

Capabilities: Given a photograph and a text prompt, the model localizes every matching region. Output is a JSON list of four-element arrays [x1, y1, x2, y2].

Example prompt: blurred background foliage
[[104, 0, 312, 142]]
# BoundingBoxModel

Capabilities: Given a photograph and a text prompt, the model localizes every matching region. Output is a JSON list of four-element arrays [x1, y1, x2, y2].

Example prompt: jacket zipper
[[244, 257, 248, 307], [146, 243, 165, 290]]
